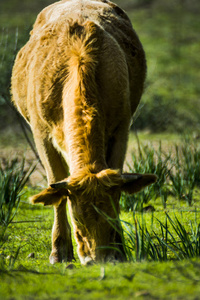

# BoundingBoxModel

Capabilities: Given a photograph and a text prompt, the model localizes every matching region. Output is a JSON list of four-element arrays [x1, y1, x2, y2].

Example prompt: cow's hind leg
[[30, 128, 74, 264]]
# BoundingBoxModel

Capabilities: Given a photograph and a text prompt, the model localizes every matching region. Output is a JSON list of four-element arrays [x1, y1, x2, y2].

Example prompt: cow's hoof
[[81, 256, 95, 266], [49, 253, 68, 264], [49, 254, 60, 264]]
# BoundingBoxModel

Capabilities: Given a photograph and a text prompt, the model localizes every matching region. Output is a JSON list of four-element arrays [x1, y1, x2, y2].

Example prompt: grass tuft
[[121, 135, 200, 210], [0, 158, 35, 270]]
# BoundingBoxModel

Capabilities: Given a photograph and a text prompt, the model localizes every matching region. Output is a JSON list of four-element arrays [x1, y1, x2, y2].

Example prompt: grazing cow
[[11, 0, 157, 265]]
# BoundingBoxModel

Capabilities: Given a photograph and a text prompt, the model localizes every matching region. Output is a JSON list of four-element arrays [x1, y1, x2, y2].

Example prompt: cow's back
[[12, 0, 146, 125]]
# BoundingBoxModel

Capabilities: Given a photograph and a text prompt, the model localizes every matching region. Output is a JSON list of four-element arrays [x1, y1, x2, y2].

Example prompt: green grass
[[1, 259, 200, 299], [123, 134, 200, 211], [1, 195, 200, 299]]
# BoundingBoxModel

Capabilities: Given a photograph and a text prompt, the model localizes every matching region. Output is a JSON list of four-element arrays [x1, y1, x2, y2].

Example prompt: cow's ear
[[121, 173, 157, 194], [30, 187, 68, 206]]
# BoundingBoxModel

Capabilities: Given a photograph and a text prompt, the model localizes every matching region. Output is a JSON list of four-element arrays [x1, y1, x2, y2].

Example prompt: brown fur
[[11, 0, 156, 265]]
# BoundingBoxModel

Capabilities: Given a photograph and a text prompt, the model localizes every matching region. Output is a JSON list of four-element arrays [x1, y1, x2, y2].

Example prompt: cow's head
[[50, 167, 157, 264]]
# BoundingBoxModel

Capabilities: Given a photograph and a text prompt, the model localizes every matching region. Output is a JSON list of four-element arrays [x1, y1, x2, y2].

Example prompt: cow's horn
[[50, 180, 69, 189], [121, 174, 143, 182]]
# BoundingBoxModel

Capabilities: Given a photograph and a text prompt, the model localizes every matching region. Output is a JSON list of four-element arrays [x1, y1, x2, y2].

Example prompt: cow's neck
[[64, 96, 107, 175]]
